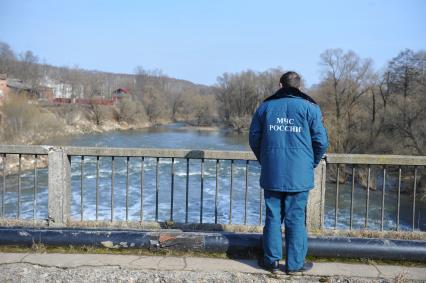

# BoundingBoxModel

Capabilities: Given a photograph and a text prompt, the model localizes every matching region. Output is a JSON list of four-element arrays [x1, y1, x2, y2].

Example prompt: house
[[6, 78, 34, 98], [51, 82, 73, 98], [7, 79, 34, 96], [42, 78, 73, 98], [112, 88, 131, 102], [0, 74, 54, 102], [42, 77, 84, 99], [37, 86, 54, 101]]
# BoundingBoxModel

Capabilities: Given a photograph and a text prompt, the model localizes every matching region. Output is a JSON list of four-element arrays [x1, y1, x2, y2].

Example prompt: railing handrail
[[1, 144, 425, 165], [63, 146, 257, 160], [0, 144, 425, 232], [326, 153, 426, 166], [0, 145, 256, 160], [0, 145, 50, 155]]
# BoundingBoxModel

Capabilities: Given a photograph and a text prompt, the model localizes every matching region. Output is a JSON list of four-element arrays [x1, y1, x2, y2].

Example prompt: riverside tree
[[384, 50, 426, 155], [318, 48, 375, 153], [216, 68, 283, 130]]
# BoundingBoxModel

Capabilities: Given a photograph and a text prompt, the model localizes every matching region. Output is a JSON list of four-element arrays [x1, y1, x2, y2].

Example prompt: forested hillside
[[1, 41, 425, 155]]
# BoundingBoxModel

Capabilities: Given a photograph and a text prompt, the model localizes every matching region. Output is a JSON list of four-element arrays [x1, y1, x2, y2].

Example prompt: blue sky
[[1, 0, 425, 86]]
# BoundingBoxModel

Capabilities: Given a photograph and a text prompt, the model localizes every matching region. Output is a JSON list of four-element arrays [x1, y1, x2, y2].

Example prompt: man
[[249, 71, 328, 274]]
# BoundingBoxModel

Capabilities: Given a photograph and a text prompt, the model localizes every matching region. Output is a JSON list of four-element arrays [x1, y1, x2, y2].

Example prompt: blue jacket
[[249, 87, 328, 192]]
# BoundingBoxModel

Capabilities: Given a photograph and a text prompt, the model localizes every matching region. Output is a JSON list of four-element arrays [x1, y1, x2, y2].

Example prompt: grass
[[0, 244, 228, 259], [68, 220, 265, 233], [316, 229, 426, 241], [1, 219, 424, 241]]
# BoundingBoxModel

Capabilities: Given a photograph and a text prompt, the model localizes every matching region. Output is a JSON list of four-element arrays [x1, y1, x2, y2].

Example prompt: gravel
[[0, 263, 400, 283]]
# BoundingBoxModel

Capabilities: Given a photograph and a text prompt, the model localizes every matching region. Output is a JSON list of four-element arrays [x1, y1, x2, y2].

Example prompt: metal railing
[[325, 154, 426, 232], [0, 146, 49, 221], [65, 147, 265, 226], [0, 145, 424, 233]]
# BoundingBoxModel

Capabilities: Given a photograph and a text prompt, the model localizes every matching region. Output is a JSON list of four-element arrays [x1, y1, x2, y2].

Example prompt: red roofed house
[[112, 88, 131, 102]]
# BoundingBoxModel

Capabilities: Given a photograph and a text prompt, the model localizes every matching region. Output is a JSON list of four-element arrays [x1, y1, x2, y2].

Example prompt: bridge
[[0, 144, 425, 281], [0, 145, 425, 261]]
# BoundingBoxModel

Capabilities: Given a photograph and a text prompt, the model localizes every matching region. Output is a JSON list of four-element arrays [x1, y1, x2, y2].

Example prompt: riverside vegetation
[[0, 41, 425, 155], [0, 42, 426, 197], [0, 42, 425, 233], [1, 42, 424, 158], [0, 42, 425, 196]]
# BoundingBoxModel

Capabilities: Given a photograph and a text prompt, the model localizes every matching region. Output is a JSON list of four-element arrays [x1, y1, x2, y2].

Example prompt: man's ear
[[279, 83, 282, 88]]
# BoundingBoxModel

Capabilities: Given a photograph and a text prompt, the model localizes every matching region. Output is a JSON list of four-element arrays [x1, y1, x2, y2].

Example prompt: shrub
[[0, 95, 64, 143]]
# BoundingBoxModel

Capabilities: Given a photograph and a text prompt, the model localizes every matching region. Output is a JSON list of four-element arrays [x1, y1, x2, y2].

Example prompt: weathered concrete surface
[[47, 147, 71, 226], [307, 160, 326, 231], [0, 253, 424, 282], [374, 264, 425, 281], [0, 252, 27, 264], [326, 153, 426, 166], [3, 144, 425, 165], [64, 146, 258, 160]]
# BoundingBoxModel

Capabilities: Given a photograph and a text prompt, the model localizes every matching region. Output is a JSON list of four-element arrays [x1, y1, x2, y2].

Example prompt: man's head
[[279, 71, 301, 89]]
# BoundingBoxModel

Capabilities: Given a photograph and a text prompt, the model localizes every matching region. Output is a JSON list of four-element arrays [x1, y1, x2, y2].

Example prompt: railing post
[[306, 159, 326, 232], [48, 147, 71, 226]]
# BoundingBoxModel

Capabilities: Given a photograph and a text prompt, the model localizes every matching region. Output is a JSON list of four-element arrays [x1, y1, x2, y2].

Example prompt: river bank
[[37, 119, 223, 146], [0, 119, 224, 175], [0, 119, 150, 175], [1, 125, 425, 231]]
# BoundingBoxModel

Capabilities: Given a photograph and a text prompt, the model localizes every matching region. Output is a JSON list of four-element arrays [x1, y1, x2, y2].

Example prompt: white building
[[42, 77, 83, 98]]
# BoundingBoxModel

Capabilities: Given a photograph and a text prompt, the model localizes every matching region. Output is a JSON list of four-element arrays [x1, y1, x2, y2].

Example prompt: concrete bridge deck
[[0, 252, 424, 282]]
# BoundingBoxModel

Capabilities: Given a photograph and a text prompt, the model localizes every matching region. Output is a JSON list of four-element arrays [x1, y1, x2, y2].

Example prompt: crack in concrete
[[19, 253, 30, 263], [1, 254, 149, 271], [182, 257, 188, 270], [1, 254, 422, 282], [0, 261, 123, 270], [123, 256, 163, 271], [156, 257, 166, 270], [370, 262, 383, 278], [128, 255, 144, 266], [0, 261, 422, 282], [155, 256, 186, 270]]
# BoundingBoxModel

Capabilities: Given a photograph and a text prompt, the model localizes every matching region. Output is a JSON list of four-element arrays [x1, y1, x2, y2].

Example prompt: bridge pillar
[[48, 147, 71, 226], [306, 159, 326, 232]]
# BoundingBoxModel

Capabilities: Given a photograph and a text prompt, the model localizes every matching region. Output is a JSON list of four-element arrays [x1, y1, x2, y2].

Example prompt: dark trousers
[[263, 189, 309, 271]]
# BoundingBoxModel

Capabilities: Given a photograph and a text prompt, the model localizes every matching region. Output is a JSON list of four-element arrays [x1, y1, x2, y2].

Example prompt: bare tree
[[216, 68, 282, 129], [170, 92, 185, 121], [90, 104, 110, 126], [0, 41, 17, 75], [19, 51, 41, 89], [385, 50, 426, 155], [319, 49, 375, 153]]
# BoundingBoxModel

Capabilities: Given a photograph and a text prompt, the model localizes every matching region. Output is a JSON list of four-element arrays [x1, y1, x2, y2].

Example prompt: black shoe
[[258, 258, 280, 274], [286, 261, 313, 275]]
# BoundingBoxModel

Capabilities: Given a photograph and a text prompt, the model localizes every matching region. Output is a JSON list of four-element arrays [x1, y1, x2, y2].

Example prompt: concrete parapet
[[47, 147, 71, 226], [307, 160, 326, 231], [1, 144, 425, 233]]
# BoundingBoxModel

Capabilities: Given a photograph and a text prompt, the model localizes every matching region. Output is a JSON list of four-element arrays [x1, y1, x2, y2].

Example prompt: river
[[2, 123, 424, 231]]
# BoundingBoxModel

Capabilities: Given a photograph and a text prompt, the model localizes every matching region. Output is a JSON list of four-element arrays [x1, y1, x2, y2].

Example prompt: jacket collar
[[264, 86, 317, 105]]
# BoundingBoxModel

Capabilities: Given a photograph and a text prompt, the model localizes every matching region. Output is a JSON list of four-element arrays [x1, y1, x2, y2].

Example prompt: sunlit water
[[2, 123, 424, 231]]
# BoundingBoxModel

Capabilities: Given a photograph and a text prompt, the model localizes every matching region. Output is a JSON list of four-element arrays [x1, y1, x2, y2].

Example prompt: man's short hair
[[280, 71, 301, 89]]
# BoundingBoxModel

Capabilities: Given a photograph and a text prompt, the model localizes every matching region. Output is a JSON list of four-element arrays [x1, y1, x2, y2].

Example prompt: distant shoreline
[[37, 120, 226, 145], [1, 121, 228, 175]]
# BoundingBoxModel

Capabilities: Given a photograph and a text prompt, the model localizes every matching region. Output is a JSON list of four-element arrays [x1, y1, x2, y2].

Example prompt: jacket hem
[[261, 186, 313, 192]]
